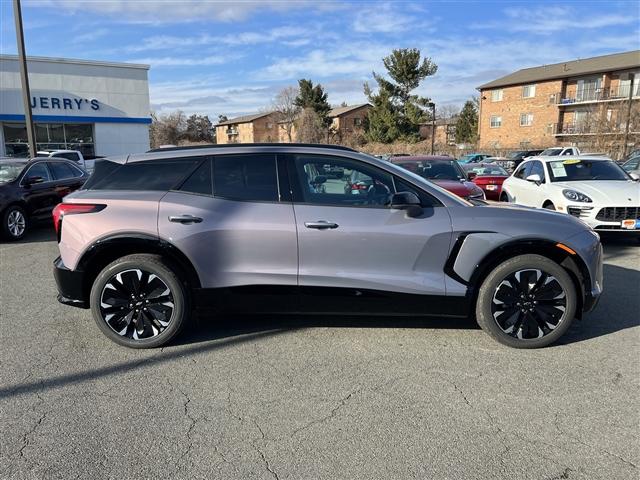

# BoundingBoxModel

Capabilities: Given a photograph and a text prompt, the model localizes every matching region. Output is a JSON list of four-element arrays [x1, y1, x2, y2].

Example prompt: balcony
[[555, 85, 639, 105], [226, 127, 239, 136], [553, 122, 626, 135]]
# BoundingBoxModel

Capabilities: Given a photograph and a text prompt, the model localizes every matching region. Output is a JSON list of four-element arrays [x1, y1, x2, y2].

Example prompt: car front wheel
[[90, 254, 190, 348], [2, 205, 28, 241], [476, 254, 577, 348]]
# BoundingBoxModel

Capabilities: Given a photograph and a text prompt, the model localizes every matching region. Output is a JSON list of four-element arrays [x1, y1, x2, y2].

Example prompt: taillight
[[350, 182, 368, 191], [52, 203, 106, 236]]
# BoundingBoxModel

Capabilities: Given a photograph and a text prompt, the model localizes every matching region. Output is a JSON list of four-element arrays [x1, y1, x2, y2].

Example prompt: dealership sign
[[30, 96, 100, 111]]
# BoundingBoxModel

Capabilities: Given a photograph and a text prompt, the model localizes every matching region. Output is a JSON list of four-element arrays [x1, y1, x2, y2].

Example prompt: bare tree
[[295, 108, 324, 143], [273, 86, 300, 142], [149, 110, 186, 147]]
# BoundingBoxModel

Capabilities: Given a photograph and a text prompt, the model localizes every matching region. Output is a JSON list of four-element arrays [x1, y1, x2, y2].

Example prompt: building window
[[491, 89, 503, 102], [490, 115, 502, 128], [354, 117, 362, 126], [3, 123, 95, 158], [266, 123, 274, 129], [522, 84, 536, 98], [520, 113, 533, 127]]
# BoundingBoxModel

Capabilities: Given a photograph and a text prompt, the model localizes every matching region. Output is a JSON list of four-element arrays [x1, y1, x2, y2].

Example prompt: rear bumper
[[53, 256, 88, 309]]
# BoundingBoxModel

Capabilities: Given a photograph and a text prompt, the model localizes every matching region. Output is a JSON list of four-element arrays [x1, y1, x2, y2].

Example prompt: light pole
[[622, 73, 635, 159], [427, 102, 436, 154], [13, 0, 36, 158]]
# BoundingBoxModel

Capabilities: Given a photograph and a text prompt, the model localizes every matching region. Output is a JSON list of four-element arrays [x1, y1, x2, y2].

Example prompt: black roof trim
[[146, 143, 357, 153]]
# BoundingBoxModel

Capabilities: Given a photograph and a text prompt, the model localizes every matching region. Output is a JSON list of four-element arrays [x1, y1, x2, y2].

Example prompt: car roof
[[462, 162, 507, 169], [390, 155, 453, 162], [527, 155, 611, 162]]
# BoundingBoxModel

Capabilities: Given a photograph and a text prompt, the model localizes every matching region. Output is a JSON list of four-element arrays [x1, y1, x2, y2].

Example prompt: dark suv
[[53, 144, 602, 349]]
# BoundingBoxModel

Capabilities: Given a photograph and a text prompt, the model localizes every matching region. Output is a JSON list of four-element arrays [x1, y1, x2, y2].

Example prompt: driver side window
[[514, 162, 532, 180], [292, 155, 394, 207]]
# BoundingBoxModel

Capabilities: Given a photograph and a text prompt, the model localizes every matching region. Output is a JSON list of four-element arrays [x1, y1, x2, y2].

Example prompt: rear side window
[[213, 154, 278, 202], [86, 159, 198, 191], [179, 159, 212, 195], [48, 162, 76, 180], [54, 152, 80, 162]]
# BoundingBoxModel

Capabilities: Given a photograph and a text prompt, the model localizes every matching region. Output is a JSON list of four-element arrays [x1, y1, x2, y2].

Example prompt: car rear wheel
[[90, 254, 189, 348], [2, 205, 28, 241], [476, 254, 577, 348]]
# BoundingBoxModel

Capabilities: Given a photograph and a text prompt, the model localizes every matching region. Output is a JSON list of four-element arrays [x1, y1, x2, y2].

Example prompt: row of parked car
[[384, 151, 639, 235]]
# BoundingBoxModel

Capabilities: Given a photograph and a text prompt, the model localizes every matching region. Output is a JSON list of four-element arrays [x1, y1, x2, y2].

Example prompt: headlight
[[562, 189, 592, 203]]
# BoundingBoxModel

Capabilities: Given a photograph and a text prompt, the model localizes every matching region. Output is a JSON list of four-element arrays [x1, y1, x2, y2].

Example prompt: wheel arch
[[76, 234, 202, 304], [450, 236, 591, 319]]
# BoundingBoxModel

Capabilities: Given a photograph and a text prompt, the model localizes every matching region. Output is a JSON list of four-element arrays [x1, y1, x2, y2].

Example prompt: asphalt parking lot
[[0, 226, 638, 480]]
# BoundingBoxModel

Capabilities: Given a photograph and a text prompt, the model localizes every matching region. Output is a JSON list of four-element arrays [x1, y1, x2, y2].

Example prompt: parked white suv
[[501, 156, 640, 235], [36, 149, 96, 172]]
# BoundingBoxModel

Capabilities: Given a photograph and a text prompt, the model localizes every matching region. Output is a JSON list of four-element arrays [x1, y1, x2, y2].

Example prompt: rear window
[[85, 159, 198, 191], [213, 154, 278, 202]]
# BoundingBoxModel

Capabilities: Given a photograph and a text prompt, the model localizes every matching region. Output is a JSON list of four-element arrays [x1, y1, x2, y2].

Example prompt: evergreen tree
[[185, 114, 214, 142], [455, 99, 479, 144], [364, 48, 437, 143], [294, 79, 332, 128]]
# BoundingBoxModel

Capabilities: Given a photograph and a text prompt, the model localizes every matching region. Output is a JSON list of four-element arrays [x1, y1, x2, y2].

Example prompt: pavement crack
[[554, 413, 637, 470], [167, 379, 197, 467], [250, 418, 279, 480], [547, 467, 573, 479], [291, 386, 362, 437], [18, 410, 47, 460]]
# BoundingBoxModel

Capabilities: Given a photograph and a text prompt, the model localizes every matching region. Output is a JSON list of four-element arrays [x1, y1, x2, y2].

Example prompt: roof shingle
[[478, 50, 640, 90]]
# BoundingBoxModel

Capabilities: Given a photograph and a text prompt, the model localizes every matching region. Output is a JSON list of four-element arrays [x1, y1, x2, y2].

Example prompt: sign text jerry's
[[30, 96, 100, 111]]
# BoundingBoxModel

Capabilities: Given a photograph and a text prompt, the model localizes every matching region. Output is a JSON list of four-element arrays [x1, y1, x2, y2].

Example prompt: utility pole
[[428, 102, 436, 154], [622, 73, 635, 159], [13, 0, 36, 158]]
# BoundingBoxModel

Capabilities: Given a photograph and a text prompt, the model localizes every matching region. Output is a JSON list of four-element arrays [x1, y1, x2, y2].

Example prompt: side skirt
[[194, 285, 471, 318]]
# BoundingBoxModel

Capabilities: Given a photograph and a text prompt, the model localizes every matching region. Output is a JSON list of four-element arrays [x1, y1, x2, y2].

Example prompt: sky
[[1, 0, 639, 121]]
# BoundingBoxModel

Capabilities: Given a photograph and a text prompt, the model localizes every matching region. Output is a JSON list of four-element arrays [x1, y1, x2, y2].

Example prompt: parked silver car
[[53, 144, 603, 349]]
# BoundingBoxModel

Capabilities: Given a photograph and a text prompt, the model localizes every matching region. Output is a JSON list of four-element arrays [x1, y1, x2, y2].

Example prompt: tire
[[543, 202, 555, 210], [2, 205, 28, 241], [500, 192, 510, 202], [475, 254, 577, 349], [90, 254, 190, 348]]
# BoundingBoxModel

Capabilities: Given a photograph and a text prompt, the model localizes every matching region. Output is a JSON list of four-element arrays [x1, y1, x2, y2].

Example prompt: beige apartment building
[[477, 50, 640, 152], [419, 117, 457, 147], [215, 112, 280, 144], [277, 103, 371, 142]]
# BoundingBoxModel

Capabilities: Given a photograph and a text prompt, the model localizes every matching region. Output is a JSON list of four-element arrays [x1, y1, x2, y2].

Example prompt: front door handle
[[305, 221, 339, 230], [168, 214, 203, 224]]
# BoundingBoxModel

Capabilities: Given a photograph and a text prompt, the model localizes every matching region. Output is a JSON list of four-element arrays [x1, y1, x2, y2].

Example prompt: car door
[[19, 161, 59, 220], [507, 161, 533, 205], [47, 161, 86, 205], [525, 160, 547, 207], [158, 154, 298, 299], [288, 153, 453, 313]]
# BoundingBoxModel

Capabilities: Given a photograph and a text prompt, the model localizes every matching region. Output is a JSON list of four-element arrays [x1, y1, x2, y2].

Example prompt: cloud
[[129, 55, 236, 66], [352, 2, 430, 33], [73, 28, 109, 43], [29, 0, 323, 24], [474, 6, 635, 33]]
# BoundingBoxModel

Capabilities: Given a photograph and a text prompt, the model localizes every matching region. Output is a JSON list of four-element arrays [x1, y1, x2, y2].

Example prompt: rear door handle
[[305, 221, 339, 230], [168, 215, 203, 224]]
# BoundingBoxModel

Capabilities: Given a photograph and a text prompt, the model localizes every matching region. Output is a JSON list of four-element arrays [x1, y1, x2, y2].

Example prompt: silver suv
[[53, 144, 603, 349]]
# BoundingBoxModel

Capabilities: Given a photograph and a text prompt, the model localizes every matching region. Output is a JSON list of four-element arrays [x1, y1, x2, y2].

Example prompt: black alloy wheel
[[491, 269, 567, 340]]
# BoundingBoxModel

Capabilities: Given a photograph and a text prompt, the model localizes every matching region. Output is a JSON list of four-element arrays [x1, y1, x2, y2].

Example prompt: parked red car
[[389, 155, 485, 200], [461, 163, 509, 201]]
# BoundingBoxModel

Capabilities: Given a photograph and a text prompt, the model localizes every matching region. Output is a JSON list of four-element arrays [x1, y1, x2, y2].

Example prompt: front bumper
[[562, 204, 640, 232], [53, 256, 89, 309]]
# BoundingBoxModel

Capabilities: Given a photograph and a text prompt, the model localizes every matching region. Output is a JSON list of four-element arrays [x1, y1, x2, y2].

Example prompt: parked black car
[[0, 157, 88, 240], [496, 149, 544, 172]]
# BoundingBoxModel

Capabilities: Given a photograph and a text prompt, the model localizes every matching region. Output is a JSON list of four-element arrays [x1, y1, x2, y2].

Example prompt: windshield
[[541, 148, 562, 156], [507, 151, 524, 159], [0, 162, 26, 183], [459, 154, 473, 162], [548, 159, 630, 182], [408, 160, 465, 181], [464, 164, 508, 176]]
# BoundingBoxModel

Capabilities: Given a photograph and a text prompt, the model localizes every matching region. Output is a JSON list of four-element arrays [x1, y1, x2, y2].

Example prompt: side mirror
[[24, 175, 44, 186], [467, 172, 477, 180], [630, 172, 640, 181], [312, 175, 327, 185], [390, 191, 423, 217], [525, 173, 542, 185]]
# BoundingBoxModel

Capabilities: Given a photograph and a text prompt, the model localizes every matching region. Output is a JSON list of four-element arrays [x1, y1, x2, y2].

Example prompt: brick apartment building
[[477, 50, 640, 152], [215, 112, 280, 144], [278, 103, 371, 142], [419, 117, 457, 147]]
